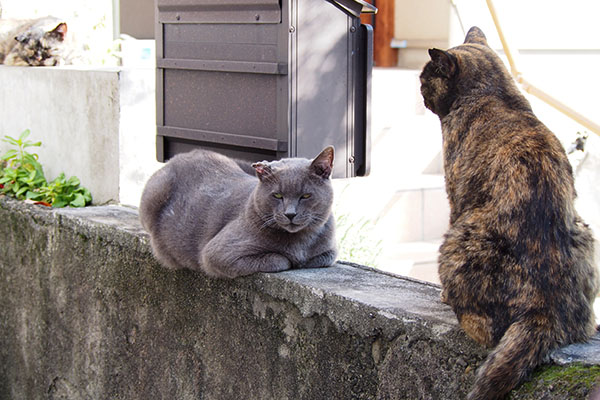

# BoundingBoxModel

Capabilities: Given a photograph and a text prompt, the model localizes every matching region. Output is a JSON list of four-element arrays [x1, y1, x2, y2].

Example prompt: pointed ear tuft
[[464, 26, 488, 46], [428, 48, 457, 79], [251, 161, 273, 182], [49, 22, 68, 41], [310, 146, 334, 179]]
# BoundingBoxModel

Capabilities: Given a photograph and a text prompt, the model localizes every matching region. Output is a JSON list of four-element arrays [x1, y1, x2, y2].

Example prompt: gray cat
[[0, 16, 72, 66], [139, 147, 338, 278]]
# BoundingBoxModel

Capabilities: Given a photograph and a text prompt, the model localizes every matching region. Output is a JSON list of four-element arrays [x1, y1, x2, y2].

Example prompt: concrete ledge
[[0, 196, 598, 399]]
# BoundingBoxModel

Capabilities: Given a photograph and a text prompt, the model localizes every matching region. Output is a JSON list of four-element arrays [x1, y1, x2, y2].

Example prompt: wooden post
[[361, 0, 398, 67]]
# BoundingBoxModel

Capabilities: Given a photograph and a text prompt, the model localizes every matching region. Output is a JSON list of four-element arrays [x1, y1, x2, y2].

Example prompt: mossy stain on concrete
[[510, 364, 600, 399]]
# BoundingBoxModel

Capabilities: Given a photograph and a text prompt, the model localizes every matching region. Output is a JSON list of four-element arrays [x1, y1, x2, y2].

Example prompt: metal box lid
[[156, 0, 375, 178]]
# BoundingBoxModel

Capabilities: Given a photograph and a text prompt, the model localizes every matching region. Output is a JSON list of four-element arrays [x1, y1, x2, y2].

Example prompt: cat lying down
[[139, 147, 338, 278], [0, 16, 72, 66]]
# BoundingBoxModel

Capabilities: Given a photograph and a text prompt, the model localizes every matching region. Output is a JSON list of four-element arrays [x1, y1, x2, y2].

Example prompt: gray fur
[[139, 147, 337, 278]]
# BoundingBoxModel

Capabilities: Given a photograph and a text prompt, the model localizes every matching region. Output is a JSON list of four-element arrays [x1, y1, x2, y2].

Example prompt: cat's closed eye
[[301, 193, 311, 199], [272, 193, 283, 199]]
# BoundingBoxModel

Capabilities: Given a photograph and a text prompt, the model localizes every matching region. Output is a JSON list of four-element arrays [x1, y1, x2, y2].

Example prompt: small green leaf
[[2, 135, 19, 146], [70, 193, 86, 207], [22, 141, 42, 148], [18, 129, 31, 142], [16, 186, 28, 197], [67, 176, 80, 187], [52, 173, 66, 185], [1, 149, 17, 160], [26, 191, 43, 200], [52, 199, 68, 208], [23, 153, 38, 162], [81, 188, 92, 203]]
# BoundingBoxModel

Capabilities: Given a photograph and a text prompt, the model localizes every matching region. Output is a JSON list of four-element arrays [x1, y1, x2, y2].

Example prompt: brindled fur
[[0, 16, 71, 66], [419, 26, 599, 400]]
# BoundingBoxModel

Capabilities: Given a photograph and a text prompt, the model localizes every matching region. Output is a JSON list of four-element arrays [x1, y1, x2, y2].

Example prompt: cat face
[[7, 21, 67, 66], [252, 147, 334, 233]]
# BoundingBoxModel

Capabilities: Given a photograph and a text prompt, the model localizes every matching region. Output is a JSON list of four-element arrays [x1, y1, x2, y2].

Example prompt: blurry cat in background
[[0, 16, 74, 66]]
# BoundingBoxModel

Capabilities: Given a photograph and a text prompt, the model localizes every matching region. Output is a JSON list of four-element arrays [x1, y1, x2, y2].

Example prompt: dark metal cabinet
[[156, 0, 375, 178]]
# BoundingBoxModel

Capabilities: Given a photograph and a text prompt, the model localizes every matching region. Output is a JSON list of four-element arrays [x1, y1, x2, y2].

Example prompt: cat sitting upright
[[139, 147, 337, 278], [420, 27, 599, 399], [0, 16, 72, 66]]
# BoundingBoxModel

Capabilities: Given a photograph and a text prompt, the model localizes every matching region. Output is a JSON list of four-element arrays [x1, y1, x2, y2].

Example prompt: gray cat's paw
[[297, 251, 336, 269], [242, 253, 291, 276], [261, 263, 292, 273]]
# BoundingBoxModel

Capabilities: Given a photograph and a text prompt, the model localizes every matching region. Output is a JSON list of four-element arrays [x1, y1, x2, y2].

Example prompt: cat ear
[[463, 26, 488, 46], [310, 146, 334, 179], [428, 48, 457, 79], [49, 23, 68, 41], [251, 161, 273, 182]]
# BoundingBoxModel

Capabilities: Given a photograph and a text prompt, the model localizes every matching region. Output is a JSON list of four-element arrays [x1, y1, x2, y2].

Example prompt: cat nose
[[284, 212, 296, 222]]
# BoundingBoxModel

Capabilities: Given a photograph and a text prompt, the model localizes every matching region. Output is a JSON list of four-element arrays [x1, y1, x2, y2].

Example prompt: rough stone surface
[[551, 334, 600, 366], [0, 196, 598, 400]]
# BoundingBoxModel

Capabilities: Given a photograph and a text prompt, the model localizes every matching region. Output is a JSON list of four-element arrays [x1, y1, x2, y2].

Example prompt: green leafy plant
[[32, 173, 92, 208], [0, 129, 46, 199], [0, 129, 92, 207]]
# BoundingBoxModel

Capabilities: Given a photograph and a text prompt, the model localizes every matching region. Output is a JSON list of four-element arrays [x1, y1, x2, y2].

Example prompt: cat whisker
[[309, 214, 328, 226], [259, 215, 277, 230]]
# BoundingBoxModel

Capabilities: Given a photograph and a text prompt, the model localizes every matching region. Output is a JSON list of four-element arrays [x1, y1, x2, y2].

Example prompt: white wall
[[0, 65, 160, 206], [118, 67, 161, 206]]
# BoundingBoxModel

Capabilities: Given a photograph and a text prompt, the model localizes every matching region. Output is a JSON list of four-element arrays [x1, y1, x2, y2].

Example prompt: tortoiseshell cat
[[139, 147, 337, 278], [420, 27, 598, 399], [0, 16, 71, 66]]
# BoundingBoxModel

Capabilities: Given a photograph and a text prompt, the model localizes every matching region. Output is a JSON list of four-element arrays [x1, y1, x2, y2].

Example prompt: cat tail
[[467, 318, 554, 400]]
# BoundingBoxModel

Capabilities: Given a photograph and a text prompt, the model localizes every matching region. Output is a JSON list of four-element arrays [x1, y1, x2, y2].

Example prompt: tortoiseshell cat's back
[[0, 16, 71, 66], [420, 27, 598, 399]]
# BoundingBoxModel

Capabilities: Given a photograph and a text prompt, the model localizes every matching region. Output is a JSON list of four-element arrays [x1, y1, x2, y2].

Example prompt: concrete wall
[[393, 0, 452, 69], [0, 196, 598, 399], [0, 65, 161, 206]]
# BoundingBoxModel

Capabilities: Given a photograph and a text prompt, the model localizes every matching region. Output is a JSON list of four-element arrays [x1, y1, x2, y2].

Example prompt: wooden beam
[[365, 0, 398, 67]]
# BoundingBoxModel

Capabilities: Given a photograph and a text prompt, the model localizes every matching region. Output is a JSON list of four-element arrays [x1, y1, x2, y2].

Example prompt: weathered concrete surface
[[552, 334, 600, 366], [0, 196, 598, 400]]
